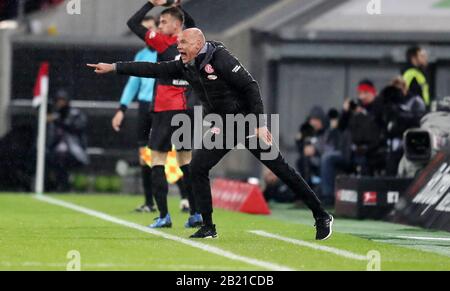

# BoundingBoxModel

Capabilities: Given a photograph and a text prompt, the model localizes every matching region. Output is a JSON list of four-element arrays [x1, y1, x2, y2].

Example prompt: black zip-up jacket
[[115, 41, 265, 117]]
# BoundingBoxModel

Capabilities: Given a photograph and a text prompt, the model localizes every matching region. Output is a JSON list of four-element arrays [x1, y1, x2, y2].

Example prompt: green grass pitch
[[0, 194, 449, 271]]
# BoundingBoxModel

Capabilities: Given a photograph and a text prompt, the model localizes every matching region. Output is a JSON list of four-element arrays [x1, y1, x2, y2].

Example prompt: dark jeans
[[320, 150, 368, 203], [320, 151, 348, 203], [190, 123, 326, 219]]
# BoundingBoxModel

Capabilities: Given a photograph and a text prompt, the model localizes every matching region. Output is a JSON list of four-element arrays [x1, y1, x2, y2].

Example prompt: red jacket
[[145, 30, 188, 112]]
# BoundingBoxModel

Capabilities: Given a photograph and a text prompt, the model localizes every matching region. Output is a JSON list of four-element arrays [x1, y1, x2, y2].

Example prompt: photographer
[[320, 80, 385, 203], [341, 80, 386, 173], [46, 89, 88, 192], [380, 77, 427, 175]]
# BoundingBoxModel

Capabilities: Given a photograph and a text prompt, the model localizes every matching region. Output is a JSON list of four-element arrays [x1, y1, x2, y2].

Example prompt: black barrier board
[[335, 176, 413, 220], [395, 150, 450, 231]]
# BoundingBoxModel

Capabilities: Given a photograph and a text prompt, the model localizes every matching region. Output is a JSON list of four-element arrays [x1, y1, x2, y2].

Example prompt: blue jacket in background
[[120, 48, 157, 107]]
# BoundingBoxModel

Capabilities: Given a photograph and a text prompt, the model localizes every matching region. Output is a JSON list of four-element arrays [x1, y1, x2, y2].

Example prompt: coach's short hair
[[160, 7, 184, 23]]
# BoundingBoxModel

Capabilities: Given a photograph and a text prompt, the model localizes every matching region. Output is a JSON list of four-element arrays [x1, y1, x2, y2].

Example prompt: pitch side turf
[[0, 194, 449, 271]]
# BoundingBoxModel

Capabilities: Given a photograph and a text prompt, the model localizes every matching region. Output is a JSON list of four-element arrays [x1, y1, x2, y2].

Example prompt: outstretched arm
[[127, 2, 156, 41], [87, 60, 184, 79]]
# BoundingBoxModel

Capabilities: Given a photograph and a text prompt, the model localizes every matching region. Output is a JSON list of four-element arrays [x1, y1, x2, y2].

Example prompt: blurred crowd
[[0, 0, 63, 21], [264, 46, 430, 206]]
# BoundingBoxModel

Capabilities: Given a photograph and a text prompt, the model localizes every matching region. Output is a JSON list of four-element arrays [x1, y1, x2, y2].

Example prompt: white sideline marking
[[249, 230, 367, 261], [34, 195, 293, 271], [395, 236, 450, 242], [0, 262, 248, 270]]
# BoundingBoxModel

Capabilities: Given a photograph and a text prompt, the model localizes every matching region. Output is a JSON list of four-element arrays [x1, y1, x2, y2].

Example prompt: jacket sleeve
[[116, 60, 184, 80], [144, 31, 175, 53], [127, 2, 154, 41], [180, 6, 196, 28], [214, 49, 265, 117]]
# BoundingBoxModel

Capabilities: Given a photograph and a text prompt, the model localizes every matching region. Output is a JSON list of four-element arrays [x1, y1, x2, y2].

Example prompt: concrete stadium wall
[[27, 0, 166, 37]]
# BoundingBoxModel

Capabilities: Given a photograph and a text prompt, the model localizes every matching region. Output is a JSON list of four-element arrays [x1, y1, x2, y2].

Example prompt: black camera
[[348, 99, 360, 112], [404, 129, 432, 162]]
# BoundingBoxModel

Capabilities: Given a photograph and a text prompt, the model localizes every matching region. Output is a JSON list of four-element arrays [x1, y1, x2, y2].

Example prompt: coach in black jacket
[[88, 28, 333, 240]]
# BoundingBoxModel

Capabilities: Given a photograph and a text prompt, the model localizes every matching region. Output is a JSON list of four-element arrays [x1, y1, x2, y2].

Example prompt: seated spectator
[[295, 106, 329, 192], [46, 89, 88, 192], [325, 108, 342, 152]]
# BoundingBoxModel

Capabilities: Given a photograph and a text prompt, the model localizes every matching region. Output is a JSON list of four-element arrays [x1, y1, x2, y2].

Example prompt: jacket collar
[[197, 42, 220, 69]]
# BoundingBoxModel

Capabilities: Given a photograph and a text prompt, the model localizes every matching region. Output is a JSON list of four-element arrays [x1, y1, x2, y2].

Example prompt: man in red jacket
[[126, 0, 200, 228]]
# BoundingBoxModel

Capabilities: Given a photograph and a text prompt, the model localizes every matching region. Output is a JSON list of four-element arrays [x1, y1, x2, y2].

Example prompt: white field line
[[249, 230, 367, 261], [395, 236, 450, 242], [0, 262, 249, 270], [34, 195, 294, 271]]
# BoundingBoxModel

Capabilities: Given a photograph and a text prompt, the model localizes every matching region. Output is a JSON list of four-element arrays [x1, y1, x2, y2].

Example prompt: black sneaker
[[315, 214, 333, 241], [189, 224, 218, 239]]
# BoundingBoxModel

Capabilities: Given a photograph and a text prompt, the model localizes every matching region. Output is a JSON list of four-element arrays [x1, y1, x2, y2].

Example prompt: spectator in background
[[379, 76, 427, 175], [296, 106, 329, 193], [46, 89, 88, 192], [340, 79, 386, 174], [325, 108, 342, 153], [402, 46, 431, 107], [320, 79, 385, 204], [296, 107, 346, 206]]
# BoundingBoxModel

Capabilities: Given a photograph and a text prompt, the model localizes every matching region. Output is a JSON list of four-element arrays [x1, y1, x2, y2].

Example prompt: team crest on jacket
[[207, 75, 218, 80], [205, 64, 215, 74]]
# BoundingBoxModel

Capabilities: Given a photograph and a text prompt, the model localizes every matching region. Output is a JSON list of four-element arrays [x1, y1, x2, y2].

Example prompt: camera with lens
[[403, 129, 432, 162], [348, 99, 361, 112]]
